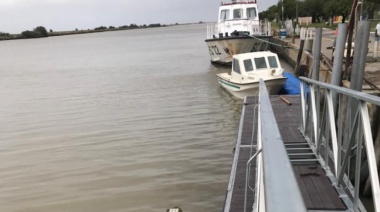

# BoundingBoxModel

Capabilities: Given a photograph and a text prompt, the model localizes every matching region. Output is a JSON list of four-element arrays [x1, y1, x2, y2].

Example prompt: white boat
[[217, 51, 286, 98], [206, 0, 272, 65]]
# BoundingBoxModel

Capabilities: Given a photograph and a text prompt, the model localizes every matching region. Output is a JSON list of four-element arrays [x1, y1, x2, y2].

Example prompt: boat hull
[[205, 36, 271, 65], [217, 76, 286, 99]]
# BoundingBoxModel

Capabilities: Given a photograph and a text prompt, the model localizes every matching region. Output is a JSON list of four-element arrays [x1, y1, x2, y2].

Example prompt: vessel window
[[268, 56, 278, 68], [233, 59, 241, 74], [233, 9, 242, 19], [254, 57, 267, 69], [220, 9, 230, 21], [243, 59, 254, 72], [247, 8, 257, 18]]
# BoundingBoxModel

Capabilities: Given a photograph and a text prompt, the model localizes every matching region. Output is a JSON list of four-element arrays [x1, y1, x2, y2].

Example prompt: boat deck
[[223, 95, 348, 212]]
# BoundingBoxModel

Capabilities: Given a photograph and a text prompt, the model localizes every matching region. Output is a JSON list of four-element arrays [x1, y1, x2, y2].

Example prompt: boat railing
[[299, 77, 380, 211], [206, 23, 214, 39], [207, 20, 271, 38], [259, 20, 271, 36], [244, 79, 307, 212]]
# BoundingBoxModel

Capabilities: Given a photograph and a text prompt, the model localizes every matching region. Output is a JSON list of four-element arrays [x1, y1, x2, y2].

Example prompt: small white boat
[[217, 51, 286, 98], [205, 0, 272, 65]]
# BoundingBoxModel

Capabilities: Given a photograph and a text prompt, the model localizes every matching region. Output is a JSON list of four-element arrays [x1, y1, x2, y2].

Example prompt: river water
[[0, 24, 244, 212]]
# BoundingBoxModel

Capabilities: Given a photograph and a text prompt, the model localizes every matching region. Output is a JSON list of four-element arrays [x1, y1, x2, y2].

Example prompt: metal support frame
[[300, 77, 380, 212]]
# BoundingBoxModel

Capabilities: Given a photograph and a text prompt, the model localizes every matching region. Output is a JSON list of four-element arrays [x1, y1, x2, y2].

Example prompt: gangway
[[223, 79, 380, 212]]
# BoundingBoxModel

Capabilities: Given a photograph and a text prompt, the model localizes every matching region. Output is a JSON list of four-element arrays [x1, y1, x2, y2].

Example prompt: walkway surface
[[223, 95, 348, 212]]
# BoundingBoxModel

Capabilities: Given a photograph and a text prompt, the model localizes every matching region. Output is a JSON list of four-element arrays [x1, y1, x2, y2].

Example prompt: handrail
[[244, 148, 261, 212], [300, 77, 380, 105], [256, 79, 307, 212], [299, 76, 380, 211]]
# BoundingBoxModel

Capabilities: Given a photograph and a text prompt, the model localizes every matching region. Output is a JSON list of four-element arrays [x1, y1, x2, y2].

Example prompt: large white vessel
[[206, 0, 272, 65]]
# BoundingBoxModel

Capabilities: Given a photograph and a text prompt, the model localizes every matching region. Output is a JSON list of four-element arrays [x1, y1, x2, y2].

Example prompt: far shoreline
[[0, 22, 204, 41]]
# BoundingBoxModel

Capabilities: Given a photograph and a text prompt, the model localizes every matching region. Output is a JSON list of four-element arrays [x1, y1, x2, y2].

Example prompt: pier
[[223, 79, 380, 211]]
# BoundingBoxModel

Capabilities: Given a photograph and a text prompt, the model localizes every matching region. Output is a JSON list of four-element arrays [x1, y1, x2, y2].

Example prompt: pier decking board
[[225, 95, 347, 212]]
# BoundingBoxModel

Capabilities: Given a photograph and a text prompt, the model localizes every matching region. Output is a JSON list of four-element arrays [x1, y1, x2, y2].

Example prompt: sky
[[0, 0, 278, 34]]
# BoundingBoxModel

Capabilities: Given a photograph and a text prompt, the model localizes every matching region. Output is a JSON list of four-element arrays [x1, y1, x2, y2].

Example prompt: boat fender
[[166, 207, 183, 212]]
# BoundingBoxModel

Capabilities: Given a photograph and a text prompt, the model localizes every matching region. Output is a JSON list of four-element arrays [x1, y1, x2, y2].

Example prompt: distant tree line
[[259, 0, 380, 24], [0, 22, 171, 40], [0, 32, 10, 36], [21, 26, 48, 38]]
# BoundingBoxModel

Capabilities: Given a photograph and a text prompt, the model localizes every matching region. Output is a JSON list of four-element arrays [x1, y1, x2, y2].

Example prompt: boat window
[[254, 57, 267, 69], [268, 56, 279, 68], [220, 9, 230, 21], [243, 59, 254, 72], [233, 9, 242, 19], [247, 8, 257, 18], [233, 59, 241, 74]]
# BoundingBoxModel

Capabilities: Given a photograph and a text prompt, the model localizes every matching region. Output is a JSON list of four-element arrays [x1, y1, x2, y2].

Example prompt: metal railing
[[244, 80, 307, 212], [300, 76, 380, 212]]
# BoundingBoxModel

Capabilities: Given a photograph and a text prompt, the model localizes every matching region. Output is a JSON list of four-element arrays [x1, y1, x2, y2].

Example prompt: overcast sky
[[0, 0, 278, 33]]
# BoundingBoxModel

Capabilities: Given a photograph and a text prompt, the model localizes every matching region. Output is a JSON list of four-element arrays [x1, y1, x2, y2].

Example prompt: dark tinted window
[[254, 57, 267, 69], [268, 56, 278, 68], [247, 8, 257, 18], [243, 59, 254, 72], [233, 59, 240, 74]]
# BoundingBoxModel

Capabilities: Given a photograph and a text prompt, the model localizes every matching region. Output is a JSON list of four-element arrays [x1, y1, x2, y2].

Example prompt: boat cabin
[[230, 51, 284, 82], [217, 0, 260, 37]]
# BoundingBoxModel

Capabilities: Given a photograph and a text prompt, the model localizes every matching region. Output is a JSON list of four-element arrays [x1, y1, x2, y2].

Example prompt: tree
[[94, 26, 107, 30], [34, 26, 48, 37], [21, 26, 49, 38], [259, 5, 279, 21], [21, 30, 39, 38], [323, 0, 351, 23], [277, 0, 297, 20]]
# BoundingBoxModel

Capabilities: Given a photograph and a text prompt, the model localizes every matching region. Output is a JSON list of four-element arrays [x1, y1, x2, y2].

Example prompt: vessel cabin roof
[[221, 0, 257, 6], [233, 51, 279, 61]]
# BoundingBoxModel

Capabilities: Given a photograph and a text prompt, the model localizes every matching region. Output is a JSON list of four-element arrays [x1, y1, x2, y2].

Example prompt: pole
[[282, 0, 284, 27], [375, 33, 379, 60], [350, 21, 370, 92], [344, 0, 359, 73], [360, 0, 364, 20], [348, 21, 371, 127], [331, 24, 348, 112], [331, 24, 348, 87], [296, 0, 298, 26], [311, 28, 322, 81]]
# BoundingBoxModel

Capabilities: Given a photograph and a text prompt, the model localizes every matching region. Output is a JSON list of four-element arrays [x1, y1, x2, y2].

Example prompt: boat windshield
[[268, 56, 279, 68], [233, 9, 242, 19], [247, 8, 257, 19], [254, 57, 267, 69], [233, 59, 241, 74], [220, 9, 230, 21], [243, 59, 254, 72]]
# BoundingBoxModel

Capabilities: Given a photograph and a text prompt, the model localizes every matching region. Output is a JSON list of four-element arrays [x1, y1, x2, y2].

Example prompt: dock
[[223, 78, 380, 211], [224, 95, 346, 212]]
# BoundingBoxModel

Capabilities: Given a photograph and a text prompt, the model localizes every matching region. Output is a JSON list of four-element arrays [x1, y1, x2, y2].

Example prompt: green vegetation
[[21, 26, 48, 38], [0, 21, 174, 41], [94, 26, 107, 31], [259, 0, 380, 25]]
